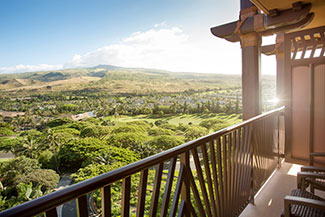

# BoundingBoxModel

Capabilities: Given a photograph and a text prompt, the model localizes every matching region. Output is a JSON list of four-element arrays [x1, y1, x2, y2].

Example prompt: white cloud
[[63, 26, 243, 74], [0, 64, 63, 74], [3, 26, 274, 75]]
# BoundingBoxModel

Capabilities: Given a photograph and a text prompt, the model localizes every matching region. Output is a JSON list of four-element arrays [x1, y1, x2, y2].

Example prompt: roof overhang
[[211, 1, 324, 43], [250, 0, 325, 31]]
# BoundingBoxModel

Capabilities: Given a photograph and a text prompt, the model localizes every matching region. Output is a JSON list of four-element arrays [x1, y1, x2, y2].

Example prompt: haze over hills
[[0, 65, 248, 94], [0, 64, 275, 99]]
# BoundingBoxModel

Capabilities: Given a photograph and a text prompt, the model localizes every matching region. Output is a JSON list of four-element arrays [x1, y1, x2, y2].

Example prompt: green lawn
[[104, 113, 242, 126], [0, 158, 12, 162]]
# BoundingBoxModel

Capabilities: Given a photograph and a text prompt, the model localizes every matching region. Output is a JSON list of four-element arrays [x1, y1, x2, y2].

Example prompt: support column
[[276, 33, 285, 106], [240, 1, 262, 120]]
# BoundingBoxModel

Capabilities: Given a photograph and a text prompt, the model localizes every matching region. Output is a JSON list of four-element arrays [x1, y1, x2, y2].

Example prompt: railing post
[[249, 124, 255, 205], [277, 111, 281, 168], [180, 151, 191, 217]]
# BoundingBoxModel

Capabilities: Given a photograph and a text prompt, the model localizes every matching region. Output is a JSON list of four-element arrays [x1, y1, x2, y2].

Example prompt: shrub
[[14, 169, 59, 191], [199, 119, 227, 130], [106, 132, 149, 149], [0, 127, 15, 136], [111, 124, 147, 134], [0, 137, 24, 152], [38, 150, 55, 169], [80, 125, 110, 138], [184, 126, 208, 141], [51, 127, 80, 136], [58, 138, 106, 173], [0, 156, 41, 187], [47, 118, 74, 128], [126, 121, 151, 131], [59, 104, 78, 113], [82, 145, 140, 167], [19, 129, 42, 137], [147, 135, 184, 151], [148, 128, 174, 136], [154, 119, 168, 126], [71, 162, 127, 183], [158, 123, 177, 131]]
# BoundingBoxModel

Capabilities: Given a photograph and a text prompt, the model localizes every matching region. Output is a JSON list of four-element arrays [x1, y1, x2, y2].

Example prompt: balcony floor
[[239, 162, 325, 217]]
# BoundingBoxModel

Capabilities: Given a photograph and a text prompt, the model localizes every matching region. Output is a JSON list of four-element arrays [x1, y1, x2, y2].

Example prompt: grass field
[[0, 158, 12, 162], [104, 113, 242, 126]]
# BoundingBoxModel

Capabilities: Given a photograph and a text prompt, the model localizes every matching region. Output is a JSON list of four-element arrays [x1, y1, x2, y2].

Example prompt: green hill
[[0, 65, 271, 96]]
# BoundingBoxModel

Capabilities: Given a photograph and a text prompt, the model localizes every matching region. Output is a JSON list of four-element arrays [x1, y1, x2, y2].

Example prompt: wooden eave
[[250, 0, 325, 31]]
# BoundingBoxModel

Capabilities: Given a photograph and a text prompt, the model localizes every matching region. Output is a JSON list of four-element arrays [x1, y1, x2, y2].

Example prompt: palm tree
[[22, 136, 40, 159], [46, 129, 69, 174]]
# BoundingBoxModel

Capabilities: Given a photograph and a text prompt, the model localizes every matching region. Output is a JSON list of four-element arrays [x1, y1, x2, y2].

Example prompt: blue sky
[[0, 0, 275, 74]]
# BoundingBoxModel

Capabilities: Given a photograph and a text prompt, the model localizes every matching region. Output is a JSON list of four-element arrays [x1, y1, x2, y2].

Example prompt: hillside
[[0, 65, 245, 95]]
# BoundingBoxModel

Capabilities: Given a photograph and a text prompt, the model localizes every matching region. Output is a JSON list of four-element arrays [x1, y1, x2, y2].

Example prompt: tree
[[58, 137, 105, 173], [14, 169, 59, 191], [0, 156, 41, 187], [21, 135, 41, 159], [6, 182, 48, 209], [148, 128, 174, 136], [83, 145, 140, 166], [45, 128, 72, 173], [184, 126, 208, 141], [80, 125, 110, 139], [111, 123, 147, 134], [0, 127, 15, 136], [147, 135, 184, 151], [106, 132, 149, 150], [199, 119, 227, 130], [159, 123, 178, 131], [46, 117, 74, 128], [0, 136, 24, 154]]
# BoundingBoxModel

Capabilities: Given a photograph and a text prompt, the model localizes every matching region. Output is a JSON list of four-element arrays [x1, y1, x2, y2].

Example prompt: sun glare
[[270, 97, 279, 105]]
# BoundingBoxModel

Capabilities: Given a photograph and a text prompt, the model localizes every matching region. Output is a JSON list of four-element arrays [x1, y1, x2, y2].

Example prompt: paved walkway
[[55, 175, 77, 217]]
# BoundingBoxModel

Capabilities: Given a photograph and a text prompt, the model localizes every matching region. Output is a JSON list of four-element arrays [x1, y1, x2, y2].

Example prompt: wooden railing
[[0, 107, 284, 217]]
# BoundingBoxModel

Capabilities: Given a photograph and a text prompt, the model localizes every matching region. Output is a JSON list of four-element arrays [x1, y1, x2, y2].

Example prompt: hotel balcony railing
[[0, 107, 285, 217]]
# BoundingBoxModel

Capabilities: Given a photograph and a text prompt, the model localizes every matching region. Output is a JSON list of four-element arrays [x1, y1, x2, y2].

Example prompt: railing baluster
[[121, 176, 131, 217], [209, 140, 221, 217], [180, 151, 191, 217], [227, 134, 232, 216], [233, 129, 240, 216], [45, 208, 57, 217], [160, 158, 177, 217], [222, 135, 228, 215], [136, 169, 148, 217], [216, 137, 224, 217], [149, 163, 163, 217], [190, 203, 199, 217], [170, 163, 185, 217], [242, 125, 252, 202], [177, 200, 185, 217], [192, 148, 212, 217], [101, 185, 111, 217], [201, 143, 217, 217], [229, 132, 234, 217], [76, 195, 88, 217], [241, 126, 249, 203], [237, 128, 245, 209], [188, 169, 206, 217]]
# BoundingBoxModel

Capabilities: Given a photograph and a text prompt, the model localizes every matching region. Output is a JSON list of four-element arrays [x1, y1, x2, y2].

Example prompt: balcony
[[0, 107, 286, 217], [1, 0, 324, 216]]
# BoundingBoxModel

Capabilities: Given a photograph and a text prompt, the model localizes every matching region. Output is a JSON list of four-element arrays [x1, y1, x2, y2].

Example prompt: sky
[[0, 0, 276, 74]]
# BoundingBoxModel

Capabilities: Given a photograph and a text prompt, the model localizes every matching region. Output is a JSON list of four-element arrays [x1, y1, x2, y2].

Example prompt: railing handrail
[[0, 106, 284, 217]]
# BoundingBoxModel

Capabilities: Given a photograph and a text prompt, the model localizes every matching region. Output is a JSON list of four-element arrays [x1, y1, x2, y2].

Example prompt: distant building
[[71, 112, 96, 121]]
